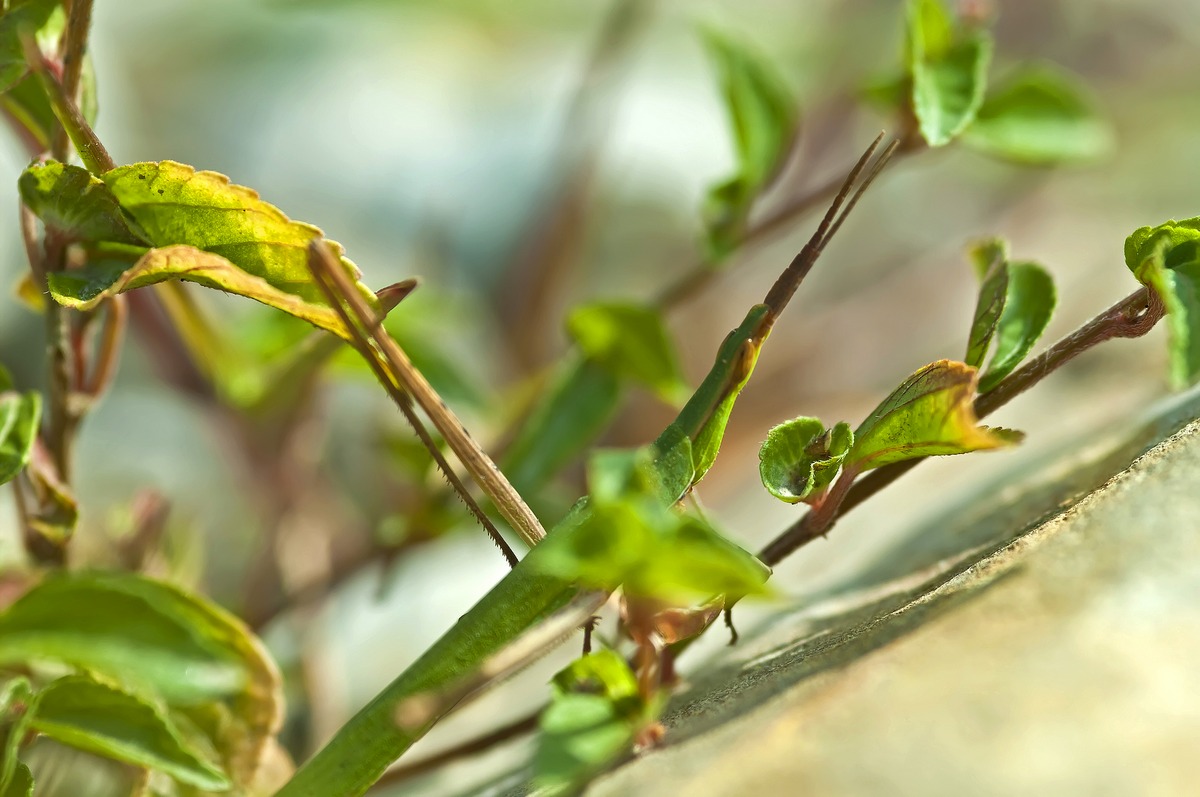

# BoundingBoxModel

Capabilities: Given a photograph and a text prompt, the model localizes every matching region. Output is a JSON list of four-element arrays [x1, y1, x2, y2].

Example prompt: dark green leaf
[[0, 0, 58, 93], [0, 572, 281, 788], [963, 65, 1112, 164], [566, 302, 687, 404], [1126, 219, 1200, 386], [0, 761, 32, 797], [979, 261, 1055, 392], [848, 360, 1020, 471], [0, 391, 40, 487], [758, 418, 853, 504], [18, 162, 144, 245], [964, 238, 1009, 368], [908, 0, 993, 147], [30, 675, 230, 791], [502, 357, 621, 498], [701, 28, 797, 259]]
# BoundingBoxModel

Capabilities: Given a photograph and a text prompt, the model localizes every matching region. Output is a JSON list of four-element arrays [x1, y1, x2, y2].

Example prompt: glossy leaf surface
[[758, 418, 853, 503]]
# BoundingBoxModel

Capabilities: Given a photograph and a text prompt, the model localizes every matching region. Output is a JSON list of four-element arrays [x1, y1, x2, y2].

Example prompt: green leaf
[[758, 418, 853, 504], [963, 65, 1112, 164], [29, 675, 230, 791], [566, 302, 687, 404], [18, 162, 144, 245], [0, 364, 11, 393], [0, 572, 281, 788], [102, 161, 376, 309], [0, 0, 58, 93], [537, 453, 770, 605], [964, 238, 1008, 368], [1126, 219, 1200, 386], [47, 245, 367, 343], [848, 360, 1020, 472], [0, 761, 32, 797], [0, 391, 40, 487], [534, 693, 634, 797], [701, 28, 797, 259], [551, 650, 641, 707], [907, 0, 993, 147], [502, 357, 621, 498], [978, 261, 1055, 392]]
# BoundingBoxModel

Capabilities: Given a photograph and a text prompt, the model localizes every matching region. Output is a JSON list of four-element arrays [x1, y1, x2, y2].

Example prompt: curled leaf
[[848, 360, 1020, 472], [907, 0, 993, 147], [758, 418, 853, 503], [979, 261, 1055, 392], [964, 238, 1008, 368], [47, 245, 365, 343], [1125, 218, 1200, 386], [30, 675, 230, 791]]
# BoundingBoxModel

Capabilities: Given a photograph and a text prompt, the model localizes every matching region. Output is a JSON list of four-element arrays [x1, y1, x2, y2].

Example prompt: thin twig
[[308, 241, 547, 549], [22, 30, 112, 173], [306, 249, 518, 568], [52, 0, 95, 160]]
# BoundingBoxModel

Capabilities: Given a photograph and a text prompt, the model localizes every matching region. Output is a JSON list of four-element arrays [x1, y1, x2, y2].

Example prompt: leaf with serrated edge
[[101, 161, 377, 311], [848, 360, 1018, 471], [758, 418, 853, 503], [964, 65, 1112, 164], [979, 261, 1055, 392], [0, 393, 41, 487], [48, 245, 364, 343], [30, 675, 230, 791], [908, 0, 993, 147], [0, 573, 281, 787]]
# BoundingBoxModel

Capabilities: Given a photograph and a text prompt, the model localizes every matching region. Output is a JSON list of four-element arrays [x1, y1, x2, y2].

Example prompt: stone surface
[[393, 389, 1200, 797]]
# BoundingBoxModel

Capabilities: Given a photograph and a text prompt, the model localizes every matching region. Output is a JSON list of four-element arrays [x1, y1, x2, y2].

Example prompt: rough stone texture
[[397, 390, 1200, 797]]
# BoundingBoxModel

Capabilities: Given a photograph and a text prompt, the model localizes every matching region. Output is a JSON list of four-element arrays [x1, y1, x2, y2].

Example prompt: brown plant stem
[[758, 284, 1164, 567]]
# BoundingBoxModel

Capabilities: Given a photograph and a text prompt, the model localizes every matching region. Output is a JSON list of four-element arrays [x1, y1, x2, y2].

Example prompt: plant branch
[[51, 0, 94, 160], [22, 29, 111, 173], [758, 284, 1165, 567]]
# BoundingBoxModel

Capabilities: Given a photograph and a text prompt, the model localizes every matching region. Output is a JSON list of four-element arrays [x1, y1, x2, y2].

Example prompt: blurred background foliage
[[1, 0, 1198, 786]]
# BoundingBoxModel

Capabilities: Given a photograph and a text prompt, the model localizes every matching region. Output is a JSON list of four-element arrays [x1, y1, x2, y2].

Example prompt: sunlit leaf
[[566, 302, 687, 404], [0, 0, 58, 93], [47, 245, 365, 343], [30, 675, 230, 791], [503, 357, 621, 499], [0, 391, 40, 487], [0, 572, 281, 788], [907, 0, 992, 147], [1126, 218, 1200, 386], [758, 417, 853, 504], [101, 161, 376, 309], [963, 65, 1112, 164], [979, 261, 1055, 392], [18, 162, 144, 245], [551, 650, 641, 706], [701, 28, 797, 259], [964, 238, 1008, 368], [848, 360, 1020, 471]]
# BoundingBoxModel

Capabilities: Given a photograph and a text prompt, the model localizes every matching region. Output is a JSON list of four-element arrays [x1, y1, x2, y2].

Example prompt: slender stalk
[[306, 250, 519, 567], [22, 29, 112, 173], [52, 0, 94, 159], [308, 241, 547, 549], [759, 284, 1165, 566]]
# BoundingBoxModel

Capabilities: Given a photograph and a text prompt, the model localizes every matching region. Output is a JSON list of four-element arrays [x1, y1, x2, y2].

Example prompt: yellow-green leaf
[[18, 162, 144, 245], [47, 245, 364, 343], [0, 391, 40, 487], [758, 418, 853, 504], [1126, 219, 1200, 387], [101, 161, 376, 312], [30, 675, 230, 791], [848, 360, 1019, 471]]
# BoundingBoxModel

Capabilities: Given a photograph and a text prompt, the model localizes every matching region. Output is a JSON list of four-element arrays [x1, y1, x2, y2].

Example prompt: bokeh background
[[1, 1, 1198, 793]]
